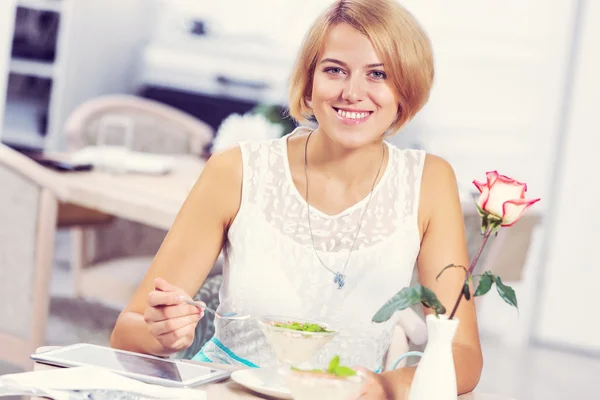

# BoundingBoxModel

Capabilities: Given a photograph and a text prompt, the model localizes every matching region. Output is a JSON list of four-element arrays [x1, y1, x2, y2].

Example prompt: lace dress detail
[[198, 127, 426, 371]]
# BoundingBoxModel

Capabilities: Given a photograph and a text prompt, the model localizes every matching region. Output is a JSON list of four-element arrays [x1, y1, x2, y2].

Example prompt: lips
[[332, 107, 373, 125]]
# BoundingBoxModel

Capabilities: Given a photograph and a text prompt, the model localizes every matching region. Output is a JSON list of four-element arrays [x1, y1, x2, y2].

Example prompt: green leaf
[[490, 221, 502, 236], [334, 366, 357, 377], [493, 275, 518, 309], [463, 281, 471, 301], [372, 285, 447, 322], [475, 202, 487, 218], [290, 366, 323, 373], [474, 272, 494, 297], [436, 264, 468, 281], [372, 285, 426, 323], [421, 287, 447, 316], [327, 355, 340, 374], [480, 212, 489, 234]]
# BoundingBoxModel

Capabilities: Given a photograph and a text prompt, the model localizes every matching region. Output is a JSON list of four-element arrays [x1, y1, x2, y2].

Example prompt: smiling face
[[310, 23, 399, 149]]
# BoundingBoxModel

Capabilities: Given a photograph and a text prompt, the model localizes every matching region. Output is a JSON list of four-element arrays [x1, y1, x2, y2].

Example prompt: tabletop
[[32, 347, 514, 400], [51, 155, 205, 230]]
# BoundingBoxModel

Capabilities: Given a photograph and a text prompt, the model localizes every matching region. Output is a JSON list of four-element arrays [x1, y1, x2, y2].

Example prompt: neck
[[306, 128, 386, 186]]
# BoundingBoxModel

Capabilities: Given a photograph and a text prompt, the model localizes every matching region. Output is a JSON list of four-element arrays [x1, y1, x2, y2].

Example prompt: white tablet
[[30, 343, 231, 388]]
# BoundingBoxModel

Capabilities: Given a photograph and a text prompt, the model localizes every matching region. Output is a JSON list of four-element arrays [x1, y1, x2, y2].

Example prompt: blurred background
[[0, 0, 598, 399]]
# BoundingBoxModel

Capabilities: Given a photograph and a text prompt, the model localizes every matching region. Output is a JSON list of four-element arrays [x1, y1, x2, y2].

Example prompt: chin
[[324, 126, 379, 150]]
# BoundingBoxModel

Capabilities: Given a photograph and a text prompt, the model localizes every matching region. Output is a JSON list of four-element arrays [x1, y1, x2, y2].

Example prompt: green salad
[[291, 355, 357, 377], [274, 321, 331, 333]]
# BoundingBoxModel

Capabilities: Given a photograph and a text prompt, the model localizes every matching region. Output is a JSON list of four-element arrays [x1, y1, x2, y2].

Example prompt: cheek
[[374, 89, 400, 119], [312, 75, 341, 103], [374, 87, 398, 109]]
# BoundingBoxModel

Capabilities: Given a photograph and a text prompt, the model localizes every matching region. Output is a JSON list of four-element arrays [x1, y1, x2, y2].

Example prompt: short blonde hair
[[288, 0, 434, 133]]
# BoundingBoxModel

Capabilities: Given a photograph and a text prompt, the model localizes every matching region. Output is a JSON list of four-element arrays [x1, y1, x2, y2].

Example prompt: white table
[[33, 347, 514, 400]]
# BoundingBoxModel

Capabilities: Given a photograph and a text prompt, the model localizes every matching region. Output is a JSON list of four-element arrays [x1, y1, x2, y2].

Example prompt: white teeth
[[336, 109, 370, 119]]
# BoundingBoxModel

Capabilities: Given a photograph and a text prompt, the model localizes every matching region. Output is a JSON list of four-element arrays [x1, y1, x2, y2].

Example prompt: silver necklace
[[303, 130, 386, 289]]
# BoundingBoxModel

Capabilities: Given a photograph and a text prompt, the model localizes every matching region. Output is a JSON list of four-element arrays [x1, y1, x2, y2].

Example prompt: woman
[[111, 0, 483, 397]]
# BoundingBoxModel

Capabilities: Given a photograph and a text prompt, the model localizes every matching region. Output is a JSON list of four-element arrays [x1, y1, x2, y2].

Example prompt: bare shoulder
[[421, 153, 458, 190], [184, 145, 243, 228], [418, 153, 462, 232], [202, 145, 243, 178]]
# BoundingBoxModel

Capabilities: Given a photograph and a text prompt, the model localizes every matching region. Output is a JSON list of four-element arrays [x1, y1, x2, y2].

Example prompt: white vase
[[408, 314, 459, 400]]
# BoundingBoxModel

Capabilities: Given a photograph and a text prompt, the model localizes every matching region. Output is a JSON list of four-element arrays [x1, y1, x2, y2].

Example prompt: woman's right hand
[[144, 277, 204, 354]]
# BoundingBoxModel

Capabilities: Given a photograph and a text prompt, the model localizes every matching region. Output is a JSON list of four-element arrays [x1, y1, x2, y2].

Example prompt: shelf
[[1, 96, 47, 150], [9, 58, 55, 79], [1, 128, 46, 150], [17, 0, 63, 13]]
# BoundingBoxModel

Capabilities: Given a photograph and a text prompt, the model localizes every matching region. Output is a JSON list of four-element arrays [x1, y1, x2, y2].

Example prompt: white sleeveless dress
[[194, 127, 426, 372]]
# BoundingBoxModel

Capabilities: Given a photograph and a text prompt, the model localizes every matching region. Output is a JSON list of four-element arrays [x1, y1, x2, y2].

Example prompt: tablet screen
[[35, 344, 221, 383]]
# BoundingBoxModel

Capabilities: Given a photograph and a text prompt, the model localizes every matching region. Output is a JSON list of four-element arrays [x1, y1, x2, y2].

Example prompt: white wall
[[45, 0, 157, 150], [396, 0, 574, 199], [534, 0, 600, 353], [393, 0, 578, 346]]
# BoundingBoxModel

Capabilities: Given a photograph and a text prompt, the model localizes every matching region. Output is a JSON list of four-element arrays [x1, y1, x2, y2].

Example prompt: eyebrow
[[319, 58, 384, 69]]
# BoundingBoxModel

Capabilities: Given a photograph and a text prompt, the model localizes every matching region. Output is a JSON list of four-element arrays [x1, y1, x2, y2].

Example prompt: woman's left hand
[[353, 368, 396, 400]]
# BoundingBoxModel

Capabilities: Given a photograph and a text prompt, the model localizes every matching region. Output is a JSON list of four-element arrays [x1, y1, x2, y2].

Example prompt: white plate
[[230, 368, 292, 400]]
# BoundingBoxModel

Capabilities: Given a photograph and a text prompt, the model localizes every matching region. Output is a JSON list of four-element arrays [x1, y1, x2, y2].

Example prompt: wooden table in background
[[52, 155, 204, 230]]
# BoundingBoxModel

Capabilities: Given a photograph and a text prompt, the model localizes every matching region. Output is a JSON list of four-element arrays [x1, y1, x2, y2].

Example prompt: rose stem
[[448, 229, 492, 320]]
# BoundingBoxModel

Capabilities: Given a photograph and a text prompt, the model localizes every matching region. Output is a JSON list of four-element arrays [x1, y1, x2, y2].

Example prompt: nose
[[341, 75, 366, 103]]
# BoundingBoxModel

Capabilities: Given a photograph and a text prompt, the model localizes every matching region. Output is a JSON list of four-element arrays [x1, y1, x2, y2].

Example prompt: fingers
[[153, 277, 185, 294], [146, 277, 204, 352], [146, 279, 202, 323], [155, 319, 199, 351], [147, 289, 186, 307], [148, 278, 196, 309], [354, 366, 373, 375], [352, 367, 389, 400], [148, 313, 203, 336], [144, 303, 202, 324], [168, 321, 200, 350]]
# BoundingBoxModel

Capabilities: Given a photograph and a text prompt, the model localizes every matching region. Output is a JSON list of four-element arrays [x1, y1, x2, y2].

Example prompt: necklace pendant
[[334, 273, 346, 289]]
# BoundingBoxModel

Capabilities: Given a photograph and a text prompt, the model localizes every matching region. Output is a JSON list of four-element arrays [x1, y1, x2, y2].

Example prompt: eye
[[369, 70, 387, 80], [324, 67, 345, 75]]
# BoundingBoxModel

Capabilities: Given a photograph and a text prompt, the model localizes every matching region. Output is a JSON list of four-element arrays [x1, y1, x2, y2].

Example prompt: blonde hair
[[288, 0, 434, 133]]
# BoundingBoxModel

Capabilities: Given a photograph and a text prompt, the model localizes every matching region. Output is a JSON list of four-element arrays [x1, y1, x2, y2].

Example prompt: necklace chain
[[303, 130, 386, 289]]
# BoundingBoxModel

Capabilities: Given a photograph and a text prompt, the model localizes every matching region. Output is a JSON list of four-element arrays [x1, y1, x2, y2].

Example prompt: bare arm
[[110, 147, 243, 356], [382, 154, 483, 397]]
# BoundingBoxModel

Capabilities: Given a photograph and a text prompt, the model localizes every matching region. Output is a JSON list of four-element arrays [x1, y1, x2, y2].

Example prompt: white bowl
[[282, 369, 365, 400], [257, 315, 338, 365]]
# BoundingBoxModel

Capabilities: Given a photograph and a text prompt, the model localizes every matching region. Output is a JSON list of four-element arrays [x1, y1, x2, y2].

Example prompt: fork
[[182, 298, 250, 320]]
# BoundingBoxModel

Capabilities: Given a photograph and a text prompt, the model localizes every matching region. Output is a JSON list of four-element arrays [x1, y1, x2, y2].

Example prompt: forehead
[[319, 23, 382, 66]]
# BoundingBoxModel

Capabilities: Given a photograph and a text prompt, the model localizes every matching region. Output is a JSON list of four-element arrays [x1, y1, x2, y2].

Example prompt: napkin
[[0, 366, 206, 400], [71, 146, 174, 175]]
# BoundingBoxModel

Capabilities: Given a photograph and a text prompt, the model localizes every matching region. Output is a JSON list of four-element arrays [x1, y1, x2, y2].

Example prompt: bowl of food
[[282, 355, 365, 400], [257, 315, 338, 365]]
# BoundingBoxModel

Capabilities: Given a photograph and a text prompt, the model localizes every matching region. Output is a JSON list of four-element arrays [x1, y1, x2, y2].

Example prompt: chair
[[64, 94, 213, 156], [61, 95, 215, 308], [0, 144, 65, 370]]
